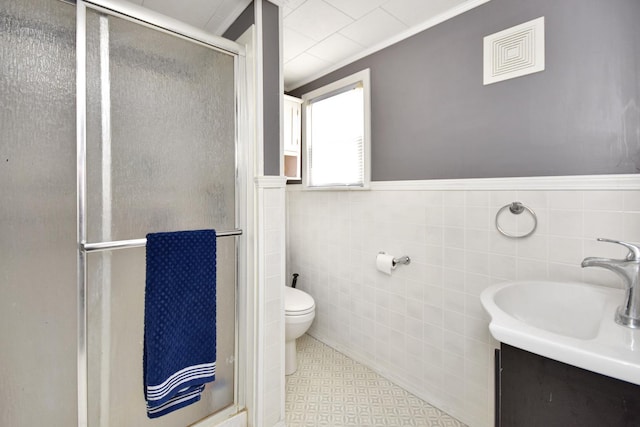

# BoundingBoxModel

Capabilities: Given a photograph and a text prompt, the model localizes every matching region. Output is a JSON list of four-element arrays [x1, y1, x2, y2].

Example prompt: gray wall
[[290, 0, 640, 181], [262, 0, 280, 176], [222, 2, 254, 41], [224, 0, 281, 176]]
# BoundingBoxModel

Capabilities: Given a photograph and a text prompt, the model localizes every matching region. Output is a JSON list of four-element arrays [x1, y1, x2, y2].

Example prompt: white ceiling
[[130, 0, 481, 91], [126, 0, 253, 36], [281, 0, 477, 90]]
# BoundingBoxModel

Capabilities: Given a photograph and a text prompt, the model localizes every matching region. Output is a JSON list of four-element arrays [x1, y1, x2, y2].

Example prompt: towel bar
[[82, 229, 243, 253]]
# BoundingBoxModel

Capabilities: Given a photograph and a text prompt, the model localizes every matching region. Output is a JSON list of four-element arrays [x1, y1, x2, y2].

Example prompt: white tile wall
[[286, 186, 640, 427], [257, 179, 287, 427]]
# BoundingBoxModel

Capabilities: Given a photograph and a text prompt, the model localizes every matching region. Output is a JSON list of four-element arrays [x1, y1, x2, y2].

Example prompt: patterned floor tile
[[286, 335, 467, 427]]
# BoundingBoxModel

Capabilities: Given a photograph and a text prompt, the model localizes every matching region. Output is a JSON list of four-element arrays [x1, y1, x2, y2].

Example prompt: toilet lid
[[285, 287, 315, 315]]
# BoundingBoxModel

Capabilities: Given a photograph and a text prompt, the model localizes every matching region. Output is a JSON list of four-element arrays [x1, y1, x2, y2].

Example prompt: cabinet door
[[291, 100, 301, 150], [284, 98, 293, 151], [284, 95, 302, 179], [499, 344, 640, 427], [284, 96, 301, 153]]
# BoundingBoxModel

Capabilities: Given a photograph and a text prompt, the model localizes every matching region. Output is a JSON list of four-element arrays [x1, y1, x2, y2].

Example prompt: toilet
[[284, 286, 315, 375]]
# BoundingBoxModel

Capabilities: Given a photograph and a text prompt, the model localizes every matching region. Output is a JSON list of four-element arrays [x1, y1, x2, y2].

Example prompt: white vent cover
[[483, 17, 545, 85]]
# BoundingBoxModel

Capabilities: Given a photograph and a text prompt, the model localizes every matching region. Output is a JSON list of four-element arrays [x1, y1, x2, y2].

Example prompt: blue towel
[[143, 229, 217, 418]]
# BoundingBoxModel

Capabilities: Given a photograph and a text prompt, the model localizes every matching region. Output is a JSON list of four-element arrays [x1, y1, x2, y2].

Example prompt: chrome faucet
[[581, 238, 640, 328]]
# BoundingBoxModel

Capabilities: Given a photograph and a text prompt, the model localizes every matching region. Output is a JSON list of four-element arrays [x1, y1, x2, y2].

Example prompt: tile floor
[[285, 334, 467, 427]]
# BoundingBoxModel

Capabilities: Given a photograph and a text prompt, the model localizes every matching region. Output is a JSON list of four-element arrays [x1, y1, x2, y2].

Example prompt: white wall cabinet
[[283, 94, 302, 180]]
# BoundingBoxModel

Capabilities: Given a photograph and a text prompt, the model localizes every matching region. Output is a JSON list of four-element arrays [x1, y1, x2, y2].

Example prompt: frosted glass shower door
[[0, 1, 77, 426], [83, 7, 238, 426]]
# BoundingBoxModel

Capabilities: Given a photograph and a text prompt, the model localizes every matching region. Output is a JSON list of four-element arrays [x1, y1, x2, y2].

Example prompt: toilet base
[[285, 339, 298, 375]]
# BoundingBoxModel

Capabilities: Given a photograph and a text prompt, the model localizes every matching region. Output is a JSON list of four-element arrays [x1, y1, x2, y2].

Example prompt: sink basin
[[481, 280, 640, 385], [492, 281, 608, 340]]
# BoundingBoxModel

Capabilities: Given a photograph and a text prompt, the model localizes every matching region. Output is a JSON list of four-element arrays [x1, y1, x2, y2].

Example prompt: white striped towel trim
[[147, 385, 204, 415], [146, 362, 216, 401]]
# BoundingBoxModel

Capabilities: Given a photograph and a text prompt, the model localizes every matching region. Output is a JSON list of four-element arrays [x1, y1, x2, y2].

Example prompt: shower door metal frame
[[75, 2, 249, 426]]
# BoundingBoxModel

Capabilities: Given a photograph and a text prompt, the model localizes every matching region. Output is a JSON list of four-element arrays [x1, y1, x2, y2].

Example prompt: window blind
[[307, 85, 364, 187]]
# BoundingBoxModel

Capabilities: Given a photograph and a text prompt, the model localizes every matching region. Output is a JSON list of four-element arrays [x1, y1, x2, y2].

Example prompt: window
[[302, 69, 370, 189]]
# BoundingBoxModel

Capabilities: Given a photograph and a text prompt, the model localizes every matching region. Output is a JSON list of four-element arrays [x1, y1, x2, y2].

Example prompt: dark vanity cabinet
[[495, 344, 640, 427]]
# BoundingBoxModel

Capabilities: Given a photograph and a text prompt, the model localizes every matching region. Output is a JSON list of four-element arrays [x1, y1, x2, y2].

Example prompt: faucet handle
[[597, 238, 640, 261]]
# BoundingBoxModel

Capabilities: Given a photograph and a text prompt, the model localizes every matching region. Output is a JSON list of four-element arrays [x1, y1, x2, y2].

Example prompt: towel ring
[[495, 202, 537, 238]]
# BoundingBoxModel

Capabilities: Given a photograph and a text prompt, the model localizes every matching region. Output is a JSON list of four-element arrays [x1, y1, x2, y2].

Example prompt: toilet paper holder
[[379, 252, 411, 267]]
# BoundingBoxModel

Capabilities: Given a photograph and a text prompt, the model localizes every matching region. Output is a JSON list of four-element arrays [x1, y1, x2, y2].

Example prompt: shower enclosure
[[1, 0, 248, 425]]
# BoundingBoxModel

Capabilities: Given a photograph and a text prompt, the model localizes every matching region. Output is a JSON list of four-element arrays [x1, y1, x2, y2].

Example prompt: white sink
[[481, 280, 640, 386]]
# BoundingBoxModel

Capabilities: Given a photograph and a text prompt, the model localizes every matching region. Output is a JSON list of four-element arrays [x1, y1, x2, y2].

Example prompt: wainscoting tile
[[287, 185, 636, 427]]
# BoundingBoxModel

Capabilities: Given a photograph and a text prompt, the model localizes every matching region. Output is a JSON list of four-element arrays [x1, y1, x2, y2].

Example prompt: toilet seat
[[285, 287, 315, 316]]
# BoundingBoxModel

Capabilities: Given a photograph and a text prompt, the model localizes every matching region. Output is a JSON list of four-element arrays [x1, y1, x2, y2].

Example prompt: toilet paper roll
[[376, 253, 396, 275]]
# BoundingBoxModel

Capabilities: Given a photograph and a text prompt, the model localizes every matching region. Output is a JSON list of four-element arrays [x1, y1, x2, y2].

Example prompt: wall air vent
[[483, 17, 545, 85]]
